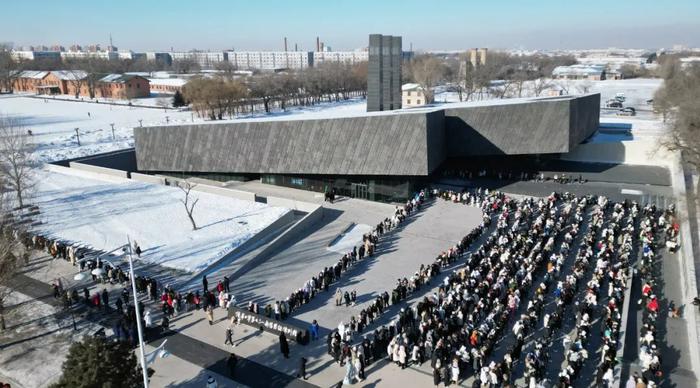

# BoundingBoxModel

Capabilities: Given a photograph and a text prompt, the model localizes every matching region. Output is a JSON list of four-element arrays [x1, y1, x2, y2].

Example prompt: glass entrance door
[[352, 183, 369, 200]]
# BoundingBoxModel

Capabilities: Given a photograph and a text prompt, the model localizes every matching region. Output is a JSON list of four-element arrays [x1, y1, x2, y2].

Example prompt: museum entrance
[[352, 183, 369, 200]]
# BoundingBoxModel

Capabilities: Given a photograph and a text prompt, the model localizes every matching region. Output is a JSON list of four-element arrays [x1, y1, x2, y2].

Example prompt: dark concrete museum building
[[134, 93, 600, 202]]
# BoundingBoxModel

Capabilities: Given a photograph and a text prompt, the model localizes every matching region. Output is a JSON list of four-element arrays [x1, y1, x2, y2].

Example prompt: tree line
[[405, 51, 578, 103], [654, 60, 700, 187], [183, 62, 367, 120]]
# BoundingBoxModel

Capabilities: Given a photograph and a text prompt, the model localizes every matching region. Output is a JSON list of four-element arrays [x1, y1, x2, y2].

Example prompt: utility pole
[[126, 236, 149, 388], [110, 123, 115, 140], [75, 128, 80, 146]]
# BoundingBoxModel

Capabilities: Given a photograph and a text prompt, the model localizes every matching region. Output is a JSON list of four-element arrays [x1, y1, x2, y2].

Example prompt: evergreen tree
[[52, 336, 146, 388], [172, 90, 186, 108]]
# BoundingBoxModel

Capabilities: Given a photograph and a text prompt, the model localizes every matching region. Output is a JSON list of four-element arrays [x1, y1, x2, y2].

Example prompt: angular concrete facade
[[135, 110, 443, 176], [367, 34, 402, 112], [134, 94, 600, 177], [444, 94, 600, 156]]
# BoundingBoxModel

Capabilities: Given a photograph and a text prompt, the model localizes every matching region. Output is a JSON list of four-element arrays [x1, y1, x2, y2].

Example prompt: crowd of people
[[321, 188, 668, 387], [634, 203, 678, 387], [441, 167, 587, 185]]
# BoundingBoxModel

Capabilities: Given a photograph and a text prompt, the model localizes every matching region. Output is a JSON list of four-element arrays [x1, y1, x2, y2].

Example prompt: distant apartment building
[[117, 51, 147, 61], [226, 51, 313, 70], [146, 52, 173, 67], [10, 50, 61, 61], [552, 64, 606, 80], [170, 51, 228, 69], [401, 83, 427, 108], [60, 50, 119, 61], [312, 51, 369, 66]]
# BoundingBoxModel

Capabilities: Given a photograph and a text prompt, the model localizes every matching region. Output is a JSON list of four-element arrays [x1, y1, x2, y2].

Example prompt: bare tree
[[0, 44, 20, 93], [531, 77, 553, 97], [178, 181, 199, 230], [576, 80, 593, 94], [0, 116, 35, 209], [0, 191, 23, 331], [655, 63, 700, 186], [407, 55, 447, 104]]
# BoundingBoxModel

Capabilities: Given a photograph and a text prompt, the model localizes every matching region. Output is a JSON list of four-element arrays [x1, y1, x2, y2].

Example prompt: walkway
[[3, 272, 314, 388]]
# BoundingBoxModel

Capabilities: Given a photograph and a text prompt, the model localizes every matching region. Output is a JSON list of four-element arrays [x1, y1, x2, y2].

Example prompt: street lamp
[[75, 128, 80, 146], [126, 236, 149, 388], [110, 123, 115, 140]]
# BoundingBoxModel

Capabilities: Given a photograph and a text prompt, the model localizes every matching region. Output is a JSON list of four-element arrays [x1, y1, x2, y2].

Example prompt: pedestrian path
[[5, 272, 316, 388]]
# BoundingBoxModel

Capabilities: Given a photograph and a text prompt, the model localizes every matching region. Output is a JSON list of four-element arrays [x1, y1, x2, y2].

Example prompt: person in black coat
[[298, 357, 307, 380], [223, 276, 230, 293], [280, 332, 290, 358], [227, 353, 238, 378], [202, 275, 208, 293], [101, 289, 109, 310], [433, 366, 442, 386]]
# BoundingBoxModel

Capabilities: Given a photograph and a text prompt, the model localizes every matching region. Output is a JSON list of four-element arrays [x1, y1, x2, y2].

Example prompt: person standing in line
[[298, 357, 307, 380], [280, 332, 290, 359], [205, 375, 218, 388], [202, 275, 208, 293], [223, 276, 230, 293], [206, 305, 214, 325]]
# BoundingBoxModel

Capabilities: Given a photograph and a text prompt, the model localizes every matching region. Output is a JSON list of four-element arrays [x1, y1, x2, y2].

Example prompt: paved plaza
[[2, 177, 698, 388]]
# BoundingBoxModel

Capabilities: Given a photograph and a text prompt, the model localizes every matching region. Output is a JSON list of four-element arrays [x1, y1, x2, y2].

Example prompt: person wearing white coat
[[144, 310, 153, 328]]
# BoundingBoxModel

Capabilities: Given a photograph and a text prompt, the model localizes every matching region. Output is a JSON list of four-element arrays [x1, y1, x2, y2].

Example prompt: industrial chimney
[[284, 37, 288, 52]]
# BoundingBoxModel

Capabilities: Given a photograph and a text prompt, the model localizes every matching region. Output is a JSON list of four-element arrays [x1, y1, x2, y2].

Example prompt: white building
[[226, 51, 314, 70], [10, 50, 61, 61], [552, 64, 607, 80], [170, 51, 228, 69], [60, 51, 119, 61], [313, 51, 368, 66], [402, 83, 428, 108]]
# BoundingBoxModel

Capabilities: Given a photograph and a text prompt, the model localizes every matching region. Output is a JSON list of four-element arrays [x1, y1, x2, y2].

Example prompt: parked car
[[616, 107, 636, 116], [606, 99, 623, 108]]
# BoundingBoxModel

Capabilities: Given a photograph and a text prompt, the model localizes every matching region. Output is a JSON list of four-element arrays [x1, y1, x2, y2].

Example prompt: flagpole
[[127, 235, 149, 388]]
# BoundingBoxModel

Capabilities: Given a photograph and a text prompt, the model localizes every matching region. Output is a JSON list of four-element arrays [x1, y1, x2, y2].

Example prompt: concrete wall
[[198, 209, 297, 277], [135, 110, 439, 176], [55, 148, 138, 171], [69, 162, 129, 178], [130, 172, 165, 185], [444, 97, 591, 156], [230, 205, 325, 280], [266, 196, 319, 212], [569, 93, 601, 149], [160, 175, 257, 202]]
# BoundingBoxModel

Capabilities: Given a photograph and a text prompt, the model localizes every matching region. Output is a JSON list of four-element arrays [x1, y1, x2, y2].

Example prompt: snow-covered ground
[[0, 78, 663, 163], [0, 95, 366, 163], [327, 224, 371, 254], [0, 290, 90, 388], [30, 167, 290, 273]]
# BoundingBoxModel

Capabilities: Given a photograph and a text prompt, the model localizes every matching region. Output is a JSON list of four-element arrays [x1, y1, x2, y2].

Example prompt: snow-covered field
[[0, 94, 366, 163], [30, 167, 290, 273]]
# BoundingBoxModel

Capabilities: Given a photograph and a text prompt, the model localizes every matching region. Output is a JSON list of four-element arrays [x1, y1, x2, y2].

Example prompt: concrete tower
[[367, 34, 402, 112]]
